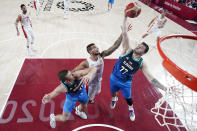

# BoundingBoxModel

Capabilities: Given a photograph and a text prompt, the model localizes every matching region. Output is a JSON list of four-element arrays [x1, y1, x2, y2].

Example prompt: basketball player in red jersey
[[15, 4, 36, 56]]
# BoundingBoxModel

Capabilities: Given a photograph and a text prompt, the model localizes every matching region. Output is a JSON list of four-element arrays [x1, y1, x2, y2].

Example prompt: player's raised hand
[[128, 24, 132, 32], [121, 23, 132, 33], [42, 94, 51, 104]]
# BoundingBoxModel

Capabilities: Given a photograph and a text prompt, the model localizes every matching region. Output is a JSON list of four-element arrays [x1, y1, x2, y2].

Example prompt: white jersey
[[153, 15, 166, 28], [87, 56, 104, 83], [20, 12, 31, 27]]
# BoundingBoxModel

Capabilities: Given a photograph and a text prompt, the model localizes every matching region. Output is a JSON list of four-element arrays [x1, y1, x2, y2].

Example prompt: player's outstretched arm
[[100, 34, 123, 58], [15, 15, 21, 36], [120, 15, 132, 56], [73, 67, 97, 85], [71, 60, 89, 73], [42, 84, 66, 104], [148, 16, 157, 27], [141, 62, 167, 91]]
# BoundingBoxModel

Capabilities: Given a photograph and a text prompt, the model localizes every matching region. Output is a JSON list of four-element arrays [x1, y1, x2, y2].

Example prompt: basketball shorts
[[63, 87, 88, 114], [108, 0, 115, 4], [110, 73, 132, 99], [22, 26, 34, 46]]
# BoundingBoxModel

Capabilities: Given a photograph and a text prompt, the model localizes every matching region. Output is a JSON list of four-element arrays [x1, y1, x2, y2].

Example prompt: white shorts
[[88, 81, 101, 100], [22, 26, 35, 46]]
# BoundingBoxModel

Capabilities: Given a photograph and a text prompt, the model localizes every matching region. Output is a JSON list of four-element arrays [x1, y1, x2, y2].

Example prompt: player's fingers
[[128, 24, 132, 30], [128, 24, 132, 28]]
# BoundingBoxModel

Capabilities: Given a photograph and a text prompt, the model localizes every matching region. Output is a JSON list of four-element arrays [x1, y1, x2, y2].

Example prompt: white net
[[151, 35, 197, 131]]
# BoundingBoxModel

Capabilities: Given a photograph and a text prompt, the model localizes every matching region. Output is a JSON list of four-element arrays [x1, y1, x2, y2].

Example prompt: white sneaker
[[129, 108, 135, 121], [110, 97, 118, 109], [50, 114, 56, 128], [75, 106, 87, 119]]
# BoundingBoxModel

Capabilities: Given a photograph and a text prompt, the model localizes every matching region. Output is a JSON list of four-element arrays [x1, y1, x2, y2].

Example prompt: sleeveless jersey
[[87, 55, 104, 82], [20, 12, 31, 27], [61, 79, 84, 94], [112, 50, 143, 81]]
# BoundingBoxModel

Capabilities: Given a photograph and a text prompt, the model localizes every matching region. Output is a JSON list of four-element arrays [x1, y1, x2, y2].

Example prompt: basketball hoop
[[151, 35, 197, 131]]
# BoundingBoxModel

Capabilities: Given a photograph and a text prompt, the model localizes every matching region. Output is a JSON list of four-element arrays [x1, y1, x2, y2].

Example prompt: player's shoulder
[[17, 14, 22, 20], [82, 59, 89, 66], [18, 14, 21, 17]]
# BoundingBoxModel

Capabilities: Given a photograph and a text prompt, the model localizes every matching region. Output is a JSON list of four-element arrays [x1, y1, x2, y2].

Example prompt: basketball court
[[0, 0, 196, 130]]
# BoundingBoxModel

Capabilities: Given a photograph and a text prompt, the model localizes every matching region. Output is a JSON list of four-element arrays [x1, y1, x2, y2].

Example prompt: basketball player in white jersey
[[33, 0, 40, 19], [64, 0, 69, 19], [72, 34, 125, 104], [15, 4, 36, 56], [141, 10, 167, 42]]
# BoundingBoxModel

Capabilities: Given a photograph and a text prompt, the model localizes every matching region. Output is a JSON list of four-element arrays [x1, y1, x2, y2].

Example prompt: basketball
[[125, 2, 141, 18]]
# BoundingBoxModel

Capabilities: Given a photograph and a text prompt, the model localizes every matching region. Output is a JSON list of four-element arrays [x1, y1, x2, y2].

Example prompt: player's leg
[[108, 0, 114, 11], [88, 84, 97, 103], [35, 0, 41, 19], [50, 94, 77, 128], [64, 0, 69, 19], [29, 27, 36, 51], [120, 81, 135, 121], [108, 0, 111, 11], [22, 26, 32, 56], [96, 81, 102, 95], [88, 81, 101, 103], [49, 112, 70, 128], [76, 87, 89, 119], [110, 74, 120, 109]]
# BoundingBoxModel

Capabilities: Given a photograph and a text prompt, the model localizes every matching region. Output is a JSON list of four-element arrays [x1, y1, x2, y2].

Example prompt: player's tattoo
[[151, 79, 166, 91], [101, 34, 123, 57]]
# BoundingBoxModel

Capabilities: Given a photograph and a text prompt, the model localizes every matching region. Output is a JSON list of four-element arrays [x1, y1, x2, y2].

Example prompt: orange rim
[[157, 35, 197, 92]]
